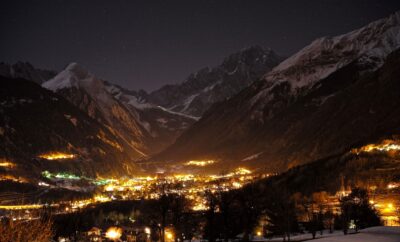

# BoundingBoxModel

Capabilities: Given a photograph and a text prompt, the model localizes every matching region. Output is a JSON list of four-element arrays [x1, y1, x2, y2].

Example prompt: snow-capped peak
[[64, 62, 81, 71], [42, 62, 96, 91], [264, 11, 400, 89]]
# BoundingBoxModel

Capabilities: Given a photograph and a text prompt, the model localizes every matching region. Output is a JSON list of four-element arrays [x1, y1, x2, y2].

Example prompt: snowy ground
[[255, 226, 400, 242], [313, 227, 400, 242], [258, 230, 341, 241]]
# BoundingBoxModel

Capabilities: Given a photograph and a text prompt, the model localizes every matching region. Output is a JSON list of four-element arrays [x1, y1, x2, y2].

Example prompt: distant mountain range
[[2, 11, 400, 179], [152, 11, 400, 172], [42, 63, 196, 157], [0, 45, 281, 178], [145, 46, 281, 117]]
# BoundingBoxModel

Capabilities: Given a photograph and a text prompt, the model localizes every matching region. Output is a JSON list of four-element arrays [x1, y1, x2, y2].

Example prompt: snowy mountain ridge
[[43, 63, 151, 157], [105, 83, 199, 120], [43, 63, 102, 92], [151, 11, 400, 172], [147, 45, 282, 117], [247, 10, 400, 115], [261, 10, 400, 91]]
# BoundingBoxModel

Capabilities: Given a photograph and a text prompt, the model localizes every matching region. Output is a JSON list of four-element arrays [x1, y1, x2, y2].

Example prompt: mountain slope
[[0, 76, 140, 179], [147, 46, 282, 117], [104, 82, 197, 153], [40, 45, 281, 154], [42, 63, 196, 156], [152, 12, 400, 172], [42, 63, 151, 157]]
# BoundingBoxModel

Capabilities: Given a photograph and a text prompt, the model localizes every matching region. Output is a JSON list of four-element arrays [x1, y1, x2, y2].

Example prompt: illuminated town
[[0, 155, 399, 241], [1, 141, 399, 240], [0, 164, 262, 214]]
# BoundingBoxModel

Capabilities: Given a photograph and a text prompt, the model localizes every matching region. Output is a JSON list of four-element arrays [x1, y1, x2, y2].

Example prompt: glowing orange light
[[105, 227, 122, 240], [232, 182, 242, 188], [0, 175, 27, 183], [235, 167, 252, 175], [0, 160, 16, 168], [0, 204, 43, 210], [352, 140, 400, 154], [165, 230, 174, 241], [38, 152, 75, 160], [185, 160, 215, 166], [387, 183, 399, 189]]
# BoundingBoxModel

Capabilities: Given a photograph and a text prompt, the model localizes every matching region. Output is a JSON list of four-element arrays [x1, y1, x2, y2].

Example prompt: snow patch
[[42, 63, 90, 91], [242, 152, 263, 161], [126, 95, 153, 110], [203, 80, 222, 92], [156, 105, 200, 121], [181, 93, 199, 113]]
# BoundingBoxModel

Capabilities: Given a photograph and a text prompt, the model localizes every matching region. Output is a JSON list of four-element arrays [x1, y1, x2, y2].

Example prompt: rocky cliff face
[[147, 46, 282, 117]]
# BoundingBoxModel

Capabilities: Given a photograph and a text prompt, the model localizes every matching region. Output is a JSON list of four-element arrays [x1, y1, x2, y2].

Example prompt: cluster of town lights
[[95, 167, 256, 211], [38, 152, 76, 160], [352, 140, 400, 154], [0, 166, 264, 219], [0, 160, 16, 168], [387, 182, 399, 189], [185, 160, 215, 166], [1, 163, 399, 227], [0, 174, 27, 183], [0, 204, 43, 210]]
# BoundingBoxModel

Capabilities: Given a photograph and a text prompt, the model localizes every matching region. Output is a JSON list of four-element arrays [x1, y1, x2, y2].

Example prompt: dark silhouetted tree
[[264, 188, 298, 241], [203, 190, 219, 242], [340, 188, 381, 234]]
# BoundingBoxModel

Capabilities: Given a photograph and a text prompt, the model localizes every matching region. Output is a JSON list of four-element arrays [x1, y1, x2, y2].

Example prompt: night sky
[[1, 1, 400, 91]]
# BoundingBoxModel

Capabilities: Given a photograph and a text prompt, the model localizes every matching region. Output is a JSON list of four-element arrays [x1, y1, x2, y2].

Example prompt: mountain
[[104, 82, 197, 153], [147, 46, 282, 117], [42, 63, 152, 157], [42, 63, 196, 156], [0, 62, 56, 84], [0, 76, 140, 180], [152, 11, 400, 172], [41, 45, 280, 156]]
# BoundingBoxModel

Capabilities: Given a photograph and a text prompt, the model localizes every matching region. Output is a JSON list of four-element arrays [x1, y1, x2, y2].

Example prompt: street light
[[165, 230, 174, 241], [105, 227, 122, 241]]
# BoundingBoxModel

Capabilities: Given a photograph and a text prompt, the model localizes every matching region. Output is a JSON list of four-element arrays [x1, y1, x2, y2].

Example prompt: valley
[[1, 5, 400, 242]]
